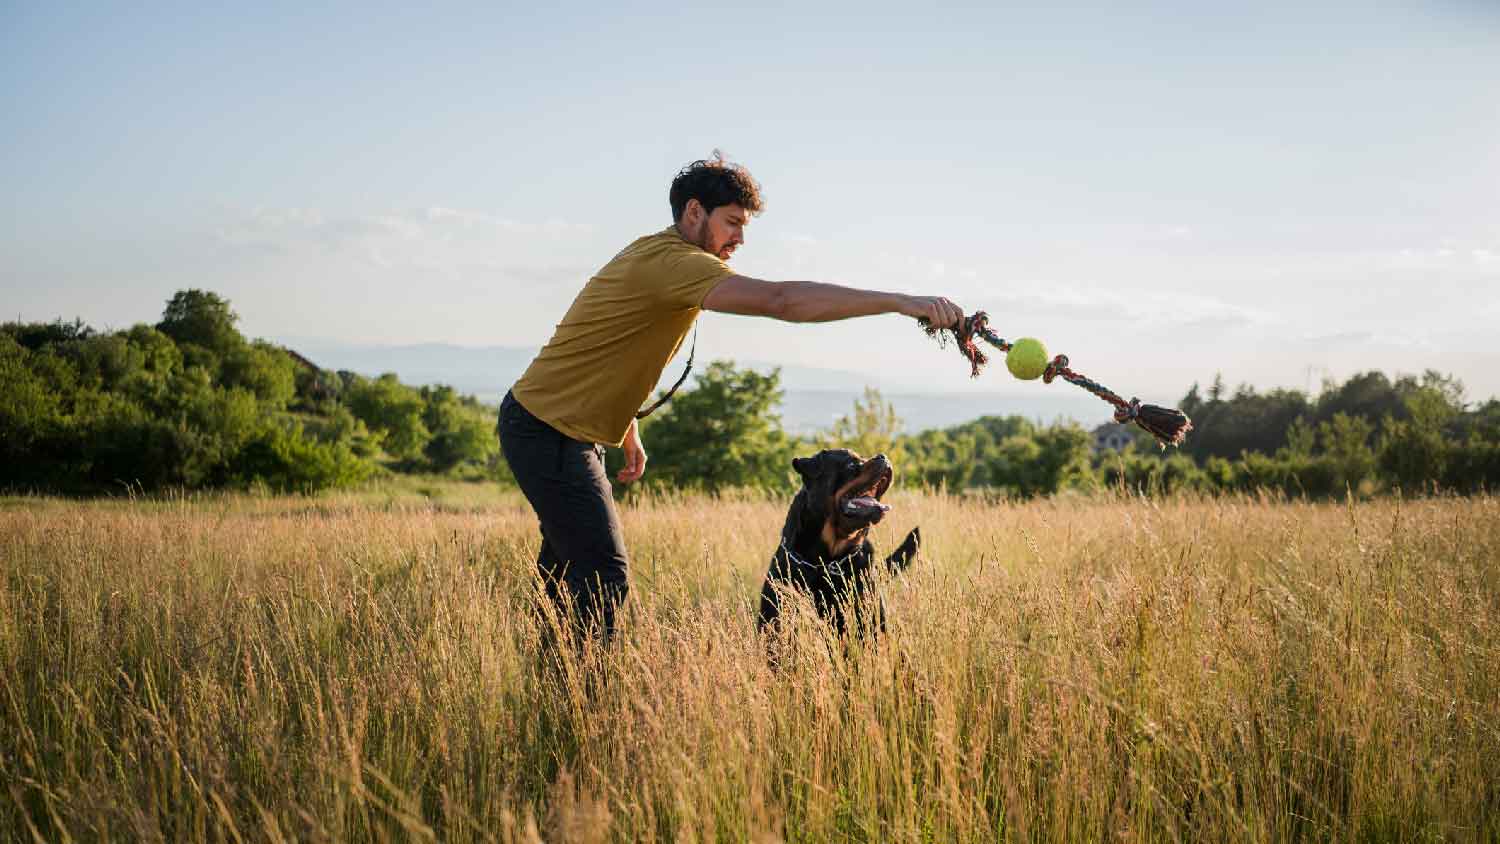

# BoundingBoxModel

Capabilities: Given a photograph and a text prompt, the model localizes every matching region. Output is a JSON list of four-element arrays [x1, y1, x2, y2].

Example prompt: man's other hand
[[618, 419, 647, 483]]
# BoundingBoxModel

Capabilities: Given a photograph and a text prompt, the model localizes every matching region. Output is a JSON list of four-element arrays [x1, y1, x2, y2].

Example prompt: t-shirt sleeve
[[655, 247, 734, 309]]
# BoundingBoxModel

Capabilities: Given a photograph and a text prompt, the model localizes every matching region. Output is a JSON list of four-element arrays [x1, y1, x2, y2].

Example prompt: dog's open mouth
[[836, 461, 893, 524]]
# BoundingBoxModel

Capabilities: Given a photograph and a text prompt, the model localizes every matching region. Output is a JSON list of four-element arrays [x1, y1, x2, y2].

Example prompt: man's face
[[683, 201, 748, 261]]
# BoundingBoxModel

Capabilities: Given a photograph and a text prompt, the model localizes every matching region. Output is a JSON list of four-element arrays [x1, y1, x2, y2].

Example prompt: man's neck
[[671, 221, 709, 254]]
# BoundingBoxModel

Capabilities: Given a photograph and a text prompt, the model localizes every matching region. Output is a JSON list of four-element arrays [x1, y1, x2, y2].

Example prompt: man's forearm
[[773, 281, 912, 323]]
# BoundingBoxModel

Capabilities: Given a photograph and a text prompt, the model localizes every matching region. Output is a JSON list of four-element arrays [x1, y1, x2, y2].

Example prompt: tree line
[[622, 362, 1500, 499], [2, 290, 500, 494], [5, 290, 1496, 497]]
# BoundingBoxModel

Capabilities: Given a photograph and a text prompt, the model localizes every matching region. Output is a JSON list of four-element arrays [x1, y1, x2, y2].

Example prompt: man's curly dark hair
[[669, 151, 764, 222]]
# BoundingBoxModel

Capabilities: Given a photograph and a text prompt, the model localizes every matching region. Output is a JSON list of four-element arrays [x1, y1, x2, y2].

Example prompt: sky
[[4, 1, 1499, 403]]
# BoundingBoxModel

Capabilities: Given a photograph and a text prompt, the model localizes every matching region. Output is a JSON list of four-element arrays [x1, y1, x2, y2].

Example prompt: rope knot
[[1042, 355, 1069, 384], [1113, 397, 1143, 424]]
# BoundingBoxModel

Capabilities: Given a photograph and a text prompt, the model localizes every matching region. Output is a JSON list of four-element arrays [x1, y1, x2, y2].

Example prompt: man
[[498, 154, 963, 642]]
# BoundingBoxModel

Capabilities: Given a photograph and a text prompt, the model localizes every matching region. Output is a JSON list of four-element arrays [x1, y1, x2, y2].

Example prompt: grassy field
[[2, 484, 1497, 842]]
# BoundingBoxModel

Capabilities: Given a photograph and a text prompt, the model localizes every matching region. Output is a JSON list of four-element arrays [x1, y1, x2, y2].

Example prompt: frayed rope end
[[1116, 399, 1194, 449]]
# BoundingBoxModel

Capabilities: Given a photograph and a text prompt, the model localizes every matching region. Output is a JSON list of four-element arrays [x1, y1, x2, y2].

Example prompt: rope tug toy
[[919, 312, 1194, 448]]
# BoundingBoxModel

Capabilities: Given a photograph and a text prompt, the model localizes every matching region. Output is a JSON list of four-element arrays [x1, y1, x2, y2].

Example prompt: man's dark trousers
[[498, 391, 630, 643]]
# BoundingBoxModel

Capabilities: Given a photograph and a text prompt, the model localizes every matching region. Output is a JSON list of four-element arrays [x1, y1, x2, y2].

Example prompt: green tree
[[1452, 399, 1500, 443], [901, 415, 1035, 490], [1441, 436, 1500, 494], [2, 318, 93, 350], [0, 337, 66, 485], [65, 333, 145, 391], [124, 324, 183, 375], [233, 422, 372, 493], [0, 304, 390, 494], [300, 404, 381, 456], [1317, 412, 1376, 493], [220, 341, 297, 408], [420, 385, 499, 472], [1179, 382, 1205, 419], [345, 374, 431, 460], [1101, 449, 1212, 496], [157, 289, 244, 356], [1023, 424, 1096, 497], [902, 427, 979, 489], [640, 360, 796, 492], [1181, 385, 1310, 462], [1307, 370, 1456, 431], [1282, 416, 1316, 458], [1378, 387, 1456, 492]]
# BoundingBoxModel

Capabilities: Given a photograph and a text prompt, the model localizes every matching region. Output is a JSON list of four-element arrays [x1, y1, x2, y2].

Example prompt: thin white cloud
[[987, 281, 1275, 331], [1298, 330, 1434, 350], [212, 206, 599, 277], [778, 233, 819, 246], [1390, 240, 1500, 267], [421, 206, 593, 237]]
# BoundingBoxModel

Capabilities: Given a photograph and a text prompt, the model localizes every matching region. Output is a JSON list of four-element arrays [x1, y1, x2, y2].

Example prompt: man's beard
[[690, 218, 733, 259], [691, 218, 714, 254]]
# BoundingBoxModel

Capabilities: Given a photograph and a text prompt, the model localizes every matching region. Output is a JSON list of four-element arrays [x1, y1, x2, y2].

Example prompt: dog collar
[[779, 537, 862, 579]]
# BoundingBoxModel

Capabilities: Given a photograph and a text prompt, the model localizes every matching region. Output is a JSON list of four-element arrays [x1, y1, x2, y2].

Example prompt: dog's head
[[789, 449, 893, 553]]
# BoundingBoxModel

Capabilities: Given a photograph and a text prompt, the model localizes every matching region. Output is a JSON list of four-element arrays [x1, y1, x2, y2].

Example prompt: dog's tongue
[[845, 496, 889, 513]]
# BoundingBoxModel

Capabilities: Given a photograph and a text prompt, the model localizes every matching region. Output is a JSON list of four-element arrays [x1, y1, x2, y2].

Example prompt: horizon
[[10, 296, 1498, 410], [5, 3, 1498, 400], [272, 332, 1499, 403], [248, 331, 1500, 438]]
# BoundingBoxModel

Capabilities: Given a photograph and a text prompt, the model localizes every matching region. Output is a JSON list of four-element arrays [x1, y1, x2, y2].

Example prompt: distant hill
[[776, 389, 1113, 436], [280, 340, 537, 395], [277, 339, 1117, 435]]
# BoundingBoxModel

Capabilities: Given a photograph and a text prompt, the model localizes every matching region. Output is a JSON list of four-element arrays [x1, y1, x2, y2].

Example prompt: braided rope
[[921, 312, 1193, 447]]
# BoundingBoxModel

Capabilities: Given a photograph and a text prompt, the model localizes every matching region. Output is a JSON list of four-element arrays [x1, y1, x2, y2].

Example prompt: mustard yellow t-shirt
[[510, 227, 734, 447]]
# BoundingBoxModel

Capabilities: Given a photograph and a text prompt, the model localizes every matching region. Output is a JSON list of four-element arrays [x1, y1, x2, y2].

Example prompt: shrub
[[232, 423, 372, 494]]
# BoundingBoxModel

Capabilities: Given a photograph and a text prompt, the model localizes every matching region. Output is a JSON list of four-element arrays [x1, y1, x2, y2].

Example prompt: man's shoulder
[[615, 227, 694, 260], [603, 227, 726, 276]]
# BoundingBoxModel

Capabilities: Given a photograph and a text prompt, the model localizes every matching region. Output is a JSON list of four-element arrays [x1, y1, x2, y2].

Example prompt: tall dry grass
[[1, 487, 1497, 842]]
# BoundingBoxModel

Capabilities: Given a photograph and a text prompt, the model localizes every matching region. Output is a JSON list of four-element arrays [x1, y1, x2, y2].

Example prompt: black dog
[[757, 449, 920, 638]]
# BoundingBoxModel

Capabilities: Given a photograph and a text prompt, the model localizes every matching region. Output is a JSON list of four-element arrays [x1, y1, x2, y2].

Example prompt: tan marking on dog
[[821, 522, 869, 560]]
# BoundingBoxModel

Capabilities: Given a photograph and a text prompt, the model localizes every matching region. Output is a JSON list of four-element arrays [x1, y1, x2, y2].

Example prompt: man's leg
[[499, 393, 630, 644], [535, 445, 629, 642], [533, 534, 569, 638]]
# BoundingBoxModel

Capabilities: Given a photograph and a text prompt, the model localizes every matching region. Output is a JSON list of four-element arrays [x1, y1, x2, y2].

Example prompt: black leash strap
[[635, 326, 696, 420]]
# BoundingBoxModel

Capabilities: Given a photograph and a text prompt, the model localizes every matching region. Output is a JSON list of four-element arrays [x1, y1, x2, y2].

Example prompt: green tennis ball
[[1006, 337, 1049, 380]]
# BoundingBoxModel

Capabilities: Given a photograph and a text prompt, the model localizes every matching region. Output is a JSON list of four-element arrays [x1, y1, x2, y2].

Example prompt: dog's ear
[[792, 456, 815, 480]]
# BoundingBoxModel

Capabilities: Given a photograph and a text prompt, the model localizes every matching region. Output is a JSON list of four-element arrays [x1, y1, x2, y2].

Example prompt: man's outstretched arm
[[701, 275, 964, 328]]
